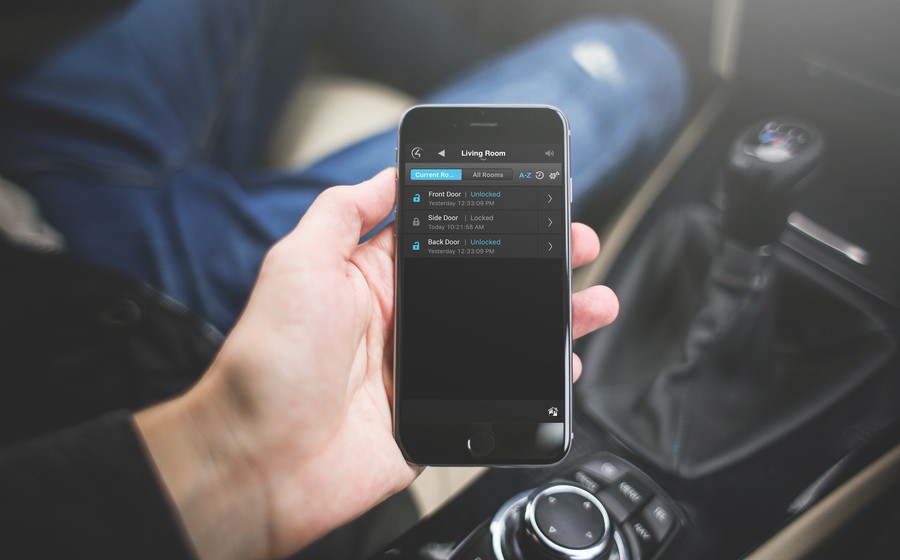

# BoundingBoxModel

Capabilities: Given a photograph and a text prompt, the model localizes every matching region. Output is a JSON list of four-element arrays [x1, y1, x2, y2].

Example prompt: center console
[[449, 453, 682, 560], [370, 94, 900, 557], [369, 2, 900, 557]]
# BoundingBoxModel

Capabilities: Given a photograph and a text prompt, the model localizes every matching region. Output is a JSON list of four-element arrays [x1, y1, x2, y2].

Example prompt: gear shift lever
[[723, 119, 825, 247], [574, 117, 890, 476], [687, 119, 826, 352], [676, 119, 825, 370]]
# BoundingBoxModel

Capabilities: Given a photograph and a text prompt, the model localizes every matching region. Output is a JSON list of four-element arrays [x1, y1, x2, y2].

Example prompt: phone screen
[[395, 106, 571, 465]]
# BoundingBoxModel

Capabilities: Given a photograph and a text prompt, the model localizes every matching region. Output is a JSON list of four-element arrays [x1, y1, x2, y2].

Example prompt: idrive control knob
[[518, 484, 612, 559]]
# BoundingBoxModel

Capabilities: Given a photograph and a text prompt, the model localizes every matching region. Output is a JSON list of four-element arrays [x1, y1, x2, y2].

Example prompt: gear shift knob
[[723, 118, 825, 247]]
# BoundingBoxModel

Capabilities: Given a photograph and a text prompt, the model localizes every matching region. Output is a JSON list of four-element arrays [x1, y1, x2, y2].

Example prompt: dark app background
[[401, 258, 564, 400], [398, 141, 568, 423]]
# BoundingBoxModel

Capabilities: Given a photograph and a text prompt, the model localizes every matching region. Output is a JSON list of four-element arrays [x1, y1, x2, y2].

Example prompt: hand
[[135, 168, 618, 560]]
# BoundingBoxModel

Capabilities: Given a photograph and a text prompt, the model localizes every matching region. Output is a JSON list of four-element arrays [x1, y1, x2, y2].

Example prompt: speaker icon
[[545, 150, 555, 157]]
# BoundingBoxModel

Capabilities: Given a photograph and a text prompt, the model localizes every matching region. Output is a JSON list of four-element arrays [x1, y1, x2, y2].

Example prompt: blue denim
[[0, 0, 687, 333]]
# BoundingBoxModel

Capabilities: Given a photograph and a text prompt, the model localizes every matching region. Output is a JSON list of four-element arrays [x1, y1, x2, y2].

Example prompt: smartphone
[[394, 105, 572, 466]]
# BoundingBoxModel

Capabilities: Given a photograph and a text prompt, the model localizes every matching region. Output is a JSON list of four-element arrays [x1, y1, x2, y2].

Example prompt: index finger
[[572, 222, 601, 269], [292, 168, 398, 262]]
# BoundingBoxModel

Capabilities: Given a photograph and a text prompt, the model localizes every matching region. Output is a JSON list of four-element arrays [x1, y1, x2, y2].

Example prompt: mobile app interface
[[399, 143, 567, 424]]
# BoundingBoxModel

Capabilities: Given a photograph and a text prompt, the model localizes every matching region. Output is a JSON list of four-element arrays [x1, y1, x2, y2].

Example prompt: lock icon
[[413, 193, 421, 203], [412, 241, 421, 251], [412, 217, 420, 227]]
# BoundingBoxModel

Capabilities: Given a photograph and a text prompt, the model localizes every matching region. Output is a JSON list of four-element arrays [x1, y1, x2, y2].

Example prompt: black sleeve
[[0, 410, 195, 559]]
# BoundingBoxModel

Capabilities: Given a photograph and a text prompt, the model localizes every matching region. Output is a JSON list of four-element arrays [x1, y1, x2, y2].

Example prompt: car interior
[[317, 1, 898, 559], [3, 0, 899, 559]]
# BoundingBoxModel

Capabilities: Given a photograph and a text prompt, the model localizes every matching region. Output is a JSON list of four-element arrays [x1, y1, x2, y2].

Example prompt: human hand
[[135, 168, 618, 559]]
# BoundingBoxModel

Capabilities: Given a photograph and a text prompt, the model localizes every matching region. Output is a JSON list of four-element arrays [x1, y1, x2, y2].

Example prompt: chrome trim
[[523, 484, 612, 560], [490, 489, 626, 560], [491, 491, 530, 560], [611, 530, 629, 560], [787, 212, 870, 265]]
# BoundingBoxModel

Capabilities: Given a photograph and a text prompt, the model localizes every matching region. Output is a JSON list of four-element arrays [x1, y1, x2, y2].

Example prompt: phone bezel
[[393, 105, 573, 466]]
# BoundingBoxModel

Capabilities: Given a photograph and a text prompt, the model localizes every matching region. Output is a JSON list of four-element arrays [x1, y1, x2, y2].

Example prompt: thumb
[[292, 168, 397, 262]]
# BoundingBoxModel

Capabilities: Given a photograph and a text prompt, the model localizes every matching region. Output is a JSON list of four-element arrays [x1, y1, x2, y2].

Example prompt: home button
[[467, 431, 496, 458]]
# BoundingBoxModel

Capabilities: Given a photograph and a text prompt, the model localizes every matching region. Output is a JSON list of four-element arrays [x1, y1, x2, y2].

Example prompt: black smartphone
[[394, 105, 572, 466]]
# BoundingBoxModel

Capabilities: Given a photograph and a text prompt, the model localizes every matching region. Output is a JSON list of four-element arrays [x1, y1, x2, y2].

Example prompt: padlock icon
[[413, 193, 421, 203], [412, 241, 421, 251], [412, 217, 420, 227]]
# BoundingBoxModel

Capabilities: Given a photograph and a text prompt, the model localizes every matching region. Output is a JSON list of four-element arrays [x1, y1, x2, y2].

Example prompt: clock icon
[[411, 146, 423, 159]]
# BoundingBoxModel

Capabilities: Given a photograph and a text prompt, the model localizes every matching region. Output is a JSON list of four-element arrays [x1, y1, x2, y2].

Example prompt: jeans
[[0, 0, 687, 333]]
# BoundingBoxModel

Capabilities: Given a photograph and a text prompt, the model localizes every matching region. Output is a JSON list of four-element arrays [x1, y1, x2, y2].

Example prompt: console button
[[625, 518, 658, 558], [643, 497, 676, 541], [612, 474, 654, 512], [583, 458, 625, 484], [467, 431, 496, 458], [571, 470, 602, 494], [631, 519, 656, 544], [596, 474, 654, 523]]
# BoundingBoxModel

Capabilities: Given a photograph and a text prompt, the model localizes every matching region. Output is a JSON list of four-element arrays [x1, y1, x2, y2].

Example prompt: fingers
[[573, 285, 619, 340], [571, 284, 618, 385], [292, 168, 397, 262], [572, 223, 600, 269]]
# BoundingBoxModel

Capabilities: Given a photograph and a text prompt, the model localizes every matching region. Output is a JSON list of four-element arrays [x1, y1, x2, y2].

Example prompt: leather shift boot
[[577, 205, 895, 476]]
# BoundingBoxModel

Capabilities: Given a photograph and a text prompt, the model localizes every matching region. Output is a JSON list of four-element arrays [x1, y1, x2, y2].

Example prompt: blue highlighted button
[[410, 168, 462, 181]]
